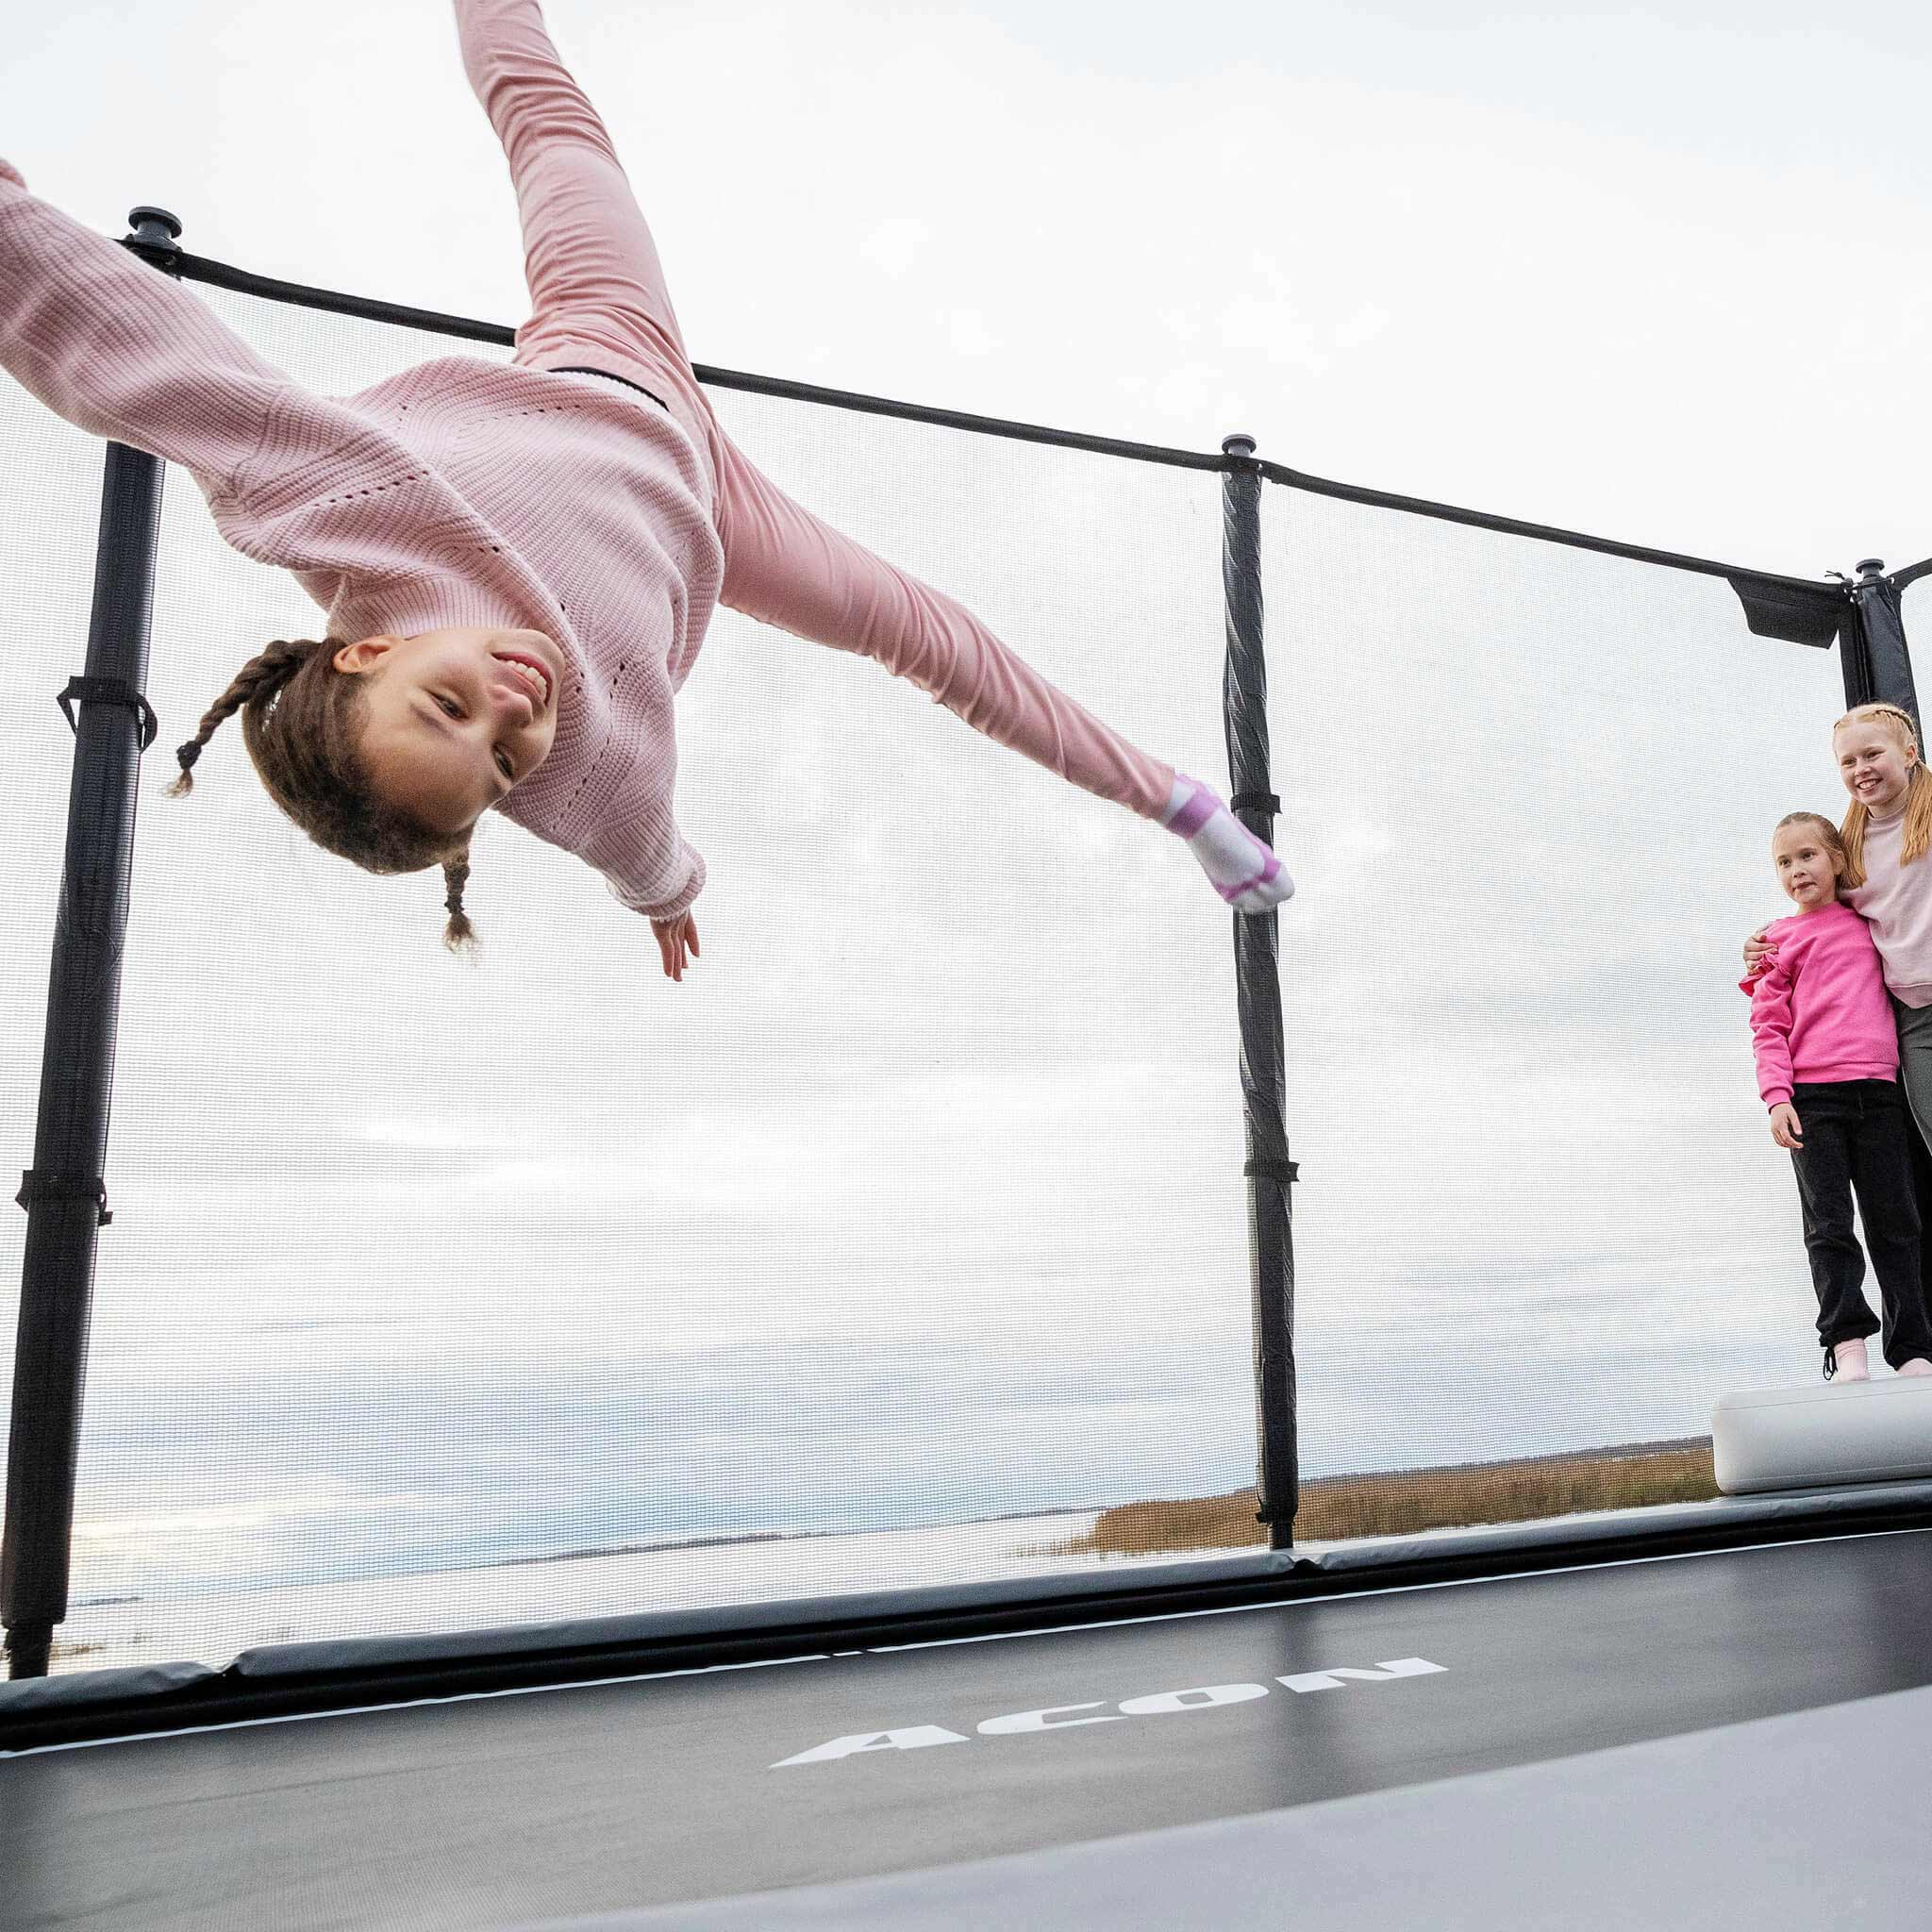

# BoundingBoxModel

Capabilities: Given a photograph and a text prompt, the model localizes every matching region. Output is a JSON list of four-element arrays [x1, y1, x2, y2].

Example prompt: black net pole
[[1839, 558, 1932, 1348], [1220, 434, 1297, 1550], [0, 209, 175, 1679]]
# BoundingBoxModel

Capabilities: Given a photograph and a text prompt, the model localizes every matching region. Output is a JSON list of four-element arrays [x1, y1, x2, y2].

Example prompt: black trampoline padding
[[7, 1528, 1932, 1930]]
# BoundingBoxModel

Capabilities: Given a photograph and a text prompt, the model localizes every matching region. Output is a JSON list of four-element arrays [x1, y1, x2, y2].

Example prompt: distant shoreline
[[491, 1436, 1719, 1574], [68, 1438, 1725, 1611], [488, 1502, 1104, 1572], [1058, 1438, 1721, 1557]]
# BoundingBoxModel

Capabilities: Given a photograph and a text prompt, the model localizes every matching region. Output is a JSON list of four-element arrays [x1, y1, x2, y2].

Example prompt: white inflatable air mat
[[1713, 1376, 1932, 1494]]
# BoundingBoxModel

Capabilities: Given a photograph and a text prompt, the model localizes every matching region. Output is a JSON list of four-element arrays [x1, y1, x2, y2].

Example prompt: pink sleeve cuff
[[605, 848, 705, 924]]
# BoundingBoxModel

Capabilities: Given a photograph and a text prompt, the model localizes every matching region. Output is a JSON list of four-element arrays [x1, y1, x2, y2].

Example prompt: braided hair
[[168, 638, 480, 951]]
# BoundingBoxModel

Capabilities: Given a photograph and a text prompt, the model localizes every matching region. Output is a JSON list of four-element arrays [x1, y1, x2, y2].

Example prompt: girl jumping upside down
[[0, 0, 1291, 981]]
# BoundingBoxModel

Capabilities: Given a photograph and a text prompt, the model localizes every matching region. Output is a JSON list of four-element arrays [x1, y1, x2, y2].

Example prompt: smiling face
[[1773, 819, 1842, 910], [333, 627, 566, 836], [1835, 716, 1917, 817]]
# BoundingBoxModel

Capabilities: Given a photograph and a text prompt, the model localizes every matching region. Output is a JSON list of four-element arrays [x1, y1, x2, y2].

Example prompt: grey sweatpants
[[1894, 997, 1932, 1153]]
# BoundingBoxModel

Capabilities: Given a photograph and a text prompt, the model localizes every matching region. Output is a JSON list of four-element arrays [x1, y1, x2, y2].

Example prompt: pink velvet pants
[[456, 0, 1175, 822]]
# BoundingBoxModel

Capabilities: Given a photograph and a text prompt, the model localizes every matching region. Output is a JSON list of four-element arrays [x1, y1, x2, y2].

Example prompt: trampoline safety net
[[1270, 490, 1849, 1533], [0, 265, 1870, 1675], [2, 283, 1251, 1674]]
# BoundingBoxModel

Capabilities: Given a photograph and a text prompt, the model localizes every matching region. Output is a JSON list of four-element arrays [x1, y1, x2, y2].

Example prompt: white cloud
[[945, 306, 1003, 358], [860, 215, 929, 278]]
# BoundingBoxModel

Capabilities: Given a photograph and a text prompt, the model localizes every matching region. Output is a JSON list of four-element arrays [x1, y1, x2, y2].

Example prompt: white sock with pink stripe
[[1163, 774, 1294, 913]]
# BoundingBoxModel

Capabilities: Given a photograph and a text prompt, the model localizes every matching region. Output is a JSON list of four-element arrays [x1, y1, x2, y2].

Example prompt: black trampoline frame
[[3, 208, 1925, 1692]]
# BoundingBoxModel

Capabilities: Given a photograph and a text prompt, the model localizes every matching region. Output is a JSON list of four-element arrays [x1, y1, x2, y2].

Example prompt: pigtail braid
[[441, 852, 477, 954], [165, 639, 323, 797], [168, 630, 491, 954]]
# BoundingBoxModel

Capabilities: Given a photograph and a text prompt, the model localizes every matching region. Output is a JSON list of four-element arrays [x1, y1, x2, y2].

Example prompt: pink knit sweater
[[0, 159, 719, 918], [0, 0, 1180, 925], [1844, 805, 1932, 1008], [1741, 901, 1900, 1108]]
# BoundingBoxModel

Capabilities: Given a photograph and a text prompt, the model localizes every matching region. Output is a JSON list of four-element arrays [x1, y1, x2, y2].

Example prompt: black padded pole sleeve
[[1845, 573, 1920, 718], [1, 213, 174, 1680], [1220, 435, 1298, 1551]]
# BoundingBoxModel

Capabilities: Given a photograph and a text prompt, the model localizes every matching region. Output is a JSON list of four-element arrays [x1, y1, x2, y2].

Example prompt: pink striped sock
[[1163, 774, 1294, 913]]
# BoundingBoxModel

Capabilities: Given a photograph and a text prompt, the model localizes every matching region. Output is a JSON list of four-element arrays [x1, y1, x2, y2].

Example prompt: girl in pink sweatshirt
[[1747, 704, 1932, 1138], [1743, 810, 1932, 1379], [0, 0, 1291, 981]]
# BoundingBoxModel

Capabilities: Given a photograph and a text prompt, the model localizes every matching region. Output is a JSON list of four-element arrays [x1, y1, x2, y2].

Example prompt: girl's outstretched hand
[[1770, 1103, 1803, 1150], [1743, 924, 1775, 972], [652, 911, 700, 982]]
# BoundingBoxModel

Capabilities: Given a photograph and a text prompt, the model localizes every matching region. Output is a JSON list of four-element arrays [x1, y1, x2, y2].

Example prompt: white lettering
[[1116, 1682, 1270, 1716], [977, 1702, 1126, 1736], [771, 1725, 971, 1768], [772, 1657, 1449, 1767], [1276, 1657, 1447, 1694]]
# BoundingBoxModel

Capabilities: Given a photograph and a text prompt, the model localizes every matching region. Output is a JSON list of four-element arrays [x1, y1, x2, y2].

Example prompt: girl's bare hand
[[1770, 1103, 1803, 1150], [1743, 924, 1775, 971], [652, 911, 700, 982]]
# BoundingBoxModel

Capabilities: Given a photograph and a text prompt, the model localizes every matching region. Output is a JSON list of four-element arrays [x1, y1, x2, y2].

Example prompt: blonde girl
[[0, 0, 1291, 983], [1748, 704, 1932, 1143]]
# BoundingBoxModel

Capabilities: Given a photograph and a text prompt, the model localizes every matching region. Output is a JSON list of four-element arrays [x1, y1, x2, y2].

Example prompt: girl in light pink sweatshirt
[[1743, 811, 1932, 1380], [0, 0, 1291, 981]]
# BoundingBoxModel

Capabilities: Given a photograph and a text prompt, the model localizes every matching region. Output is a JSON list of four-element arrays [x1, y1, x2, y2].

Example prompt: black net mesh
[[1264, 483, 1851, 1541], [1902, 575, 1932, 707], [3, 270, 1890, 1678], [1, 287, 1259, 1674]]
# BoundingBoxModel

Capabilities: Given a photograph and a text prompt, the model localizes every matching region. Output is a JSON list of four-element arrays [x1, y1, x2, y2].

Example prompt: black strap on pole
[[0, 208, 175, 1681], [1220, 434, 1298, 1551]]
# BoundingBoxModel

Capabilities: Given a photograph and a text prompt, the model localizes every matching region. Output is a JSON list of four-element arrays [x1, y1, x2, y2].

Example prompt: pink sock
[[1827, 1337, 1871, 1382], [1163, 774, 1294, 914]]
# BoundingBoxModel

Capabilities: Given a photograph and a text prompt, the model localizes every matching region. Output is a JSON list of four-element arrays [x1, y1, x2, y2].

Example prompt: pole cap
[[1855, 558, 1888, 582], [1222, 433, 1257, 458], [126, 207, 183, 244]]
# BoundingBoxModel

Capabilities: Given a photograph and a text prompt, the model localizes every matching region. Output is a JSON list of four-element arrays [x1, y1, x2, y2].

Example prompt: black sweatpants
[[1789, 1078, 1932, 1368]]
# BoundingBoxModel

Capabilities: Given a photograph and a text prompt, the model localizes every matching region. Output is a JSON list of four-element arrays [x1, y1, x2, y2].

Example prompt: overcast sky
[[8, 0, 1932, 575], [2, 3, 1923, 1646]]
